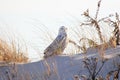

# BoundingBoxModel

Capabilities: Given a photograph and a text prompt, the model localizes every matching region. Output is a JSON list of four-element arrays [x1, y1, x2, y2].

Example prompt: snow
[[0, 46, 120, 80]]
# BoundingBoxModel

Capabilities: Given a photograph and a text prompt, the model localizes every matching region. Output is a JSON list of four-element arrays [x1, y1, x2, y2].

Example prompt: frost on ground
[[0, 46, 120, 80]]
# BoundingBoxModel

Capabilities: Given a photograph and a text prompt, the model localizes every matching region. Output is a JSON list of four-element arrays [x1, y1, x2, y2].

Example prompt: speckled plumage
[[44, 26, 68, 58]]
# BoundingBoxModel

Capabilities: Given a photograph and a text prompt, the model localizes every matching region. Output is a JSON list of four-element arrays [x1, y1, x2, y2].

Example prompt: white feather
[[44, 26, 68, 58]]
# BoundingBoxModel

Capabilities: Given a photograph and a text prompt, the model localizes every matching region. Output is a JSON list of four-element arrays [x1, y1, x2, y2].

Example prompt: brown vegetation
[[0, 39, 28, 63]]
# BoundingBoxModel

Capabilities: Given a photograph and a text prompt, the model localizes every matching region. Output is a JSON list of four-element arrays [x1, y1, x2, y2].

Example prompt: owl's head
[[58, 26, 67, 35]]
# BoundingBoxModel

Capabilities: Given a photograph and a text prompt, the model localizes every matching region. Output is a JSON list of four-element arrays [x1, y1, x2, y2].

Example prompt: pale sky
[[0, 0, 119, 61]]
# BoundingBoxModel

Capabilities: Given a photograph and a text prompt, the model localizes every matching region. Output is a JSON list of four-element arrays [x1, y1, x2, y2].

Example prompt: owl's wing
[[48, 35, 65, 50], [44, 34, 66, 53], [52, 34, 66, 46]]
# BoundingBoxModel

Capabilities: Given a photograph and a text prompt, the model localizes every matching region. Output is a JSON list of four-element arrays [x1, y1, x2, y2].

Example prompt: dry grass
[[0, 0, 119, 80], [76, 0, 120, 79], [81, 56, 120, 80], [70, 0, 119, 55], [0, 38, 28, 63]]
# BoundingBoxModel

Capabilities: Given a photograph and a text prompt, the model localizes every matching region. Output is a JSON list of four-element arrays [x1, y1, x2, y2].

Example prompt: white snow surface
[[0, 46, 120, 80]]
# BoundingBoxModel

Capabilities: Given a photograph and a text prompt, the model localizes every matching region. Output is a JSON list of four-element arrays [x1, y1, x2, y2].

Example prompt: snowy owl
[[44, 26, 68, 58]]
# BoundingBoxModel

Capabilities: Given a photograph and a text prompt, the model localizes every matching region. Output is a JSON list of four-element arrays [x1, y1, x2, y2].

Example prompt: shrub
[[0, 39, 28, 63]]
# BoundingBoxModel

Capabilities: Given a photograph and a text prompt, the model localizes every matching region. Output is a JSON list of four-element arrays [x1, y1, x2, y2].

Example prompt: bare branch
[[95, 0, 102, 20]]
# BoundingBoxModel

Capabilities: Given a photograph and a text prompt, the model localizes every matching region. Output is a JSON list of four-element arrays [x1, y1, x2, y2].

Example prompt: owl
[[44, 26, 68, 58]]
